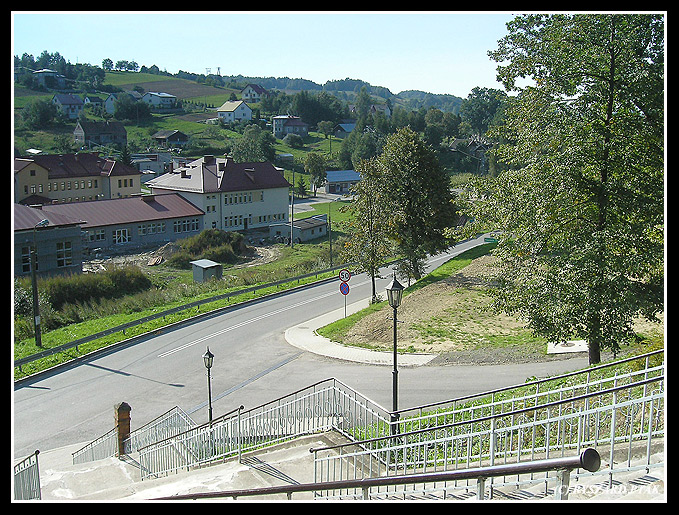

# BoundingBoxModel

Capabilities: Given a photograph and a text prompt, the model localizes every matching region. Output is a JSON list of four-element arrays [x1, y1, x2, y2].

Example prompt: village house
[[147, 155, 290, 232], [51, 93, 83, 120], [272, 115, 309, 139], [74, 120, 127, 149], [217, 100, 252, 123], [103, 91, 143, 114], [151, 130, 189, 148], [142, 91, 177, 110], [241, 84, 269, 103], [14, 152, 141, 205]]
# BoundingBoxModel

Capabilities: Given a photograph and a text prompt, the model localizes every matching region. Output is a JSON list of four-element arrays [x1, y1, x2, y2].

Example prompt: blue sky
[[12, 11, 516, 98]]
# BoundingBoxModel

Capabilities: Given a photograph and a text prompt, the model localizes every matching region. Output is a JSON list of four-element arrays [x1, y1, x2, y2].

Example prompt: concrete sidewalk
[[284, 297, 436, 367]]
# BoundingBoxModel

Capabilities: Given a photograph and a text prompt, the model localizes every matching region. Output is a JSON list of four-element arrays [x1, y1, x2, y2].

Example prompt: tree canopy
[[465, 14, 664, 364]]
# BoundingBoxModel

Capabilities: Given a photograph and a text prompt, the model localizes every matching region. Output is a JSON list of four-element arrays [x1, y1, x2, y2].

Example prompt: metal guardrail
[[13, 450, 41, 500], [14, 262, 356, 373], [151, 448, 602, 500]]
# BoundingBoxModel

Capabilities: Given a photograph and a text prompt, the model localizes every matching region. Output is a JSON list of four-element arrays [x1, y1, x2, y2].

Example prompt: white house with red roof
[[147, 155, 291, 232]]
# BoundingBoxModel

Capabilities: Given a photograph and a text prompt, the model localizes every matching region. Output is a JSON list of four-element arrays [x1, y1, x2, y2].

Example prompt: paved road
[[13, 235, 589, 458]]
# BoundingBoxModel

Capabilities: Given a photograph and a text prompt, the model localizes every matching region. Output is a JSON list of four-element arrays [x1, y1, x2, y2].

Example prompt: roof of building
[[147, 156, 290, 194], [15, 153, 140, 179], [14, 203, 85, 232], [217, 100, 250, 112], [31, 193, 204, 229], [52, 93, 83, 105], [75, 120, 127, 137], [326, 170, 361, 183]]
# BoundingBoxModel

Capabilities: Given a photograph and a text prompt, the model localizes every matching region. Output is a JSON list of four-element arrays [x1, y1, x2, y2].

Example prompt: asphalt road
[[13, 235, 589, 458]]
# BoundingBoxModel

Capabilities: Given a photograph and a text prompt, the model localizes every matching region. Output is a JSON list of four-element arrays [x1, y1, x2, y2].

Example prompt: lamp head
[[203, 347, 214, 370], [386, 274, 404, 309]]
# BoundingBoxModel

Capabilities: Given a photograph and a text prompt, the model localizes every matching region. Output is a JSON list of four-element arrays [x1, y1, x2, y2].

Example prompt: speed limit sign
[[339, 269, 351, 282]]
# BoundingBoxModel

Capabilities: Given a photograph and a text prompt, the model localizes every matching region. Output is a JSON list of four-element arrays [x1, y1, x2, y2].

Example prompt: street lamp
[[203, 347, 214, 425], [31, 219, 49, 348], [386, 273, 404, 435]]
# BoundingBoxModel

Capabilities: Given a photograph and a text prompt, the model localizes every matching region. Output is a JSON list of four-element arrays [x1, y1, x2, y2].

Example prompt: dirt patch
[[82, 239, 280, 274], [338, 256, 664, 365]]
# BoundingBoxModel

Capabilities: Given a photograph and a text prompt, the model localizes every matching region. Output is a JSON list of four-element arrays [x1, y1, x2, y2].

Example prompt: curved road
[[13, 235, 589, 458]]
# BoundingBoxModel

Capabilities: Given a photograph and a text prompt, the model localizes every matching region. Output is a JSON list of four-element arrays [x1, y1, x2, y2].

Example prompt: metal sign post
[[339, 269, 351, 318]]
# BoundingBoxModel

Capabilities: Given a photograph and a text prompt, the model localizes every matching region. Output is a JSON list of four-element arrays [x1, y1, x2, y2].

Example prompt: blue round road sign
[[340, 282, 350, 295]]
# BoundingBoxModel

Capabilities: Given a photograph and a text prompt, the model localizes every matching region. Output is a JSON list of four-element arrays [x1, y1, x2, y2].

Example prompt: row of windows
[[20, 242, 73, 273], [223, 213, 287, 228], [84, 219, 197, 245], [24, 179, 100, 195]]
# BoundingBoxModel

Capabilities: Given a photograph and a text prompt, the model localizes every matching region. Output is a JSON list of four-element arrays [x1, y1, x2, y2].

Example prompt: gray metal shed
[[190, 259, 223, 282]]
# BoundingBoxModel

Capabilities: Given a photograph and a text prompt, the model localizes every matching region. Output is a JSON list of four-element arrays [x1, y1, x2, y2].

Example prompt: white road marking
[[157, 279, 370, 358]]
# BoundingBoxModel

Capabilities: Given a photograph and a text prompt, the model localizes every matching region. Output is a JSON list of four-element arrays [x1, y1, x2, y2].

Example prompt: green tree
[[21, 99, 57, 129], [341, 158, 393, 302], [231, 124, 275, 163], [468, 14, 664, 364], [304, 153, 326, 196], [377, 127, 459, 281]]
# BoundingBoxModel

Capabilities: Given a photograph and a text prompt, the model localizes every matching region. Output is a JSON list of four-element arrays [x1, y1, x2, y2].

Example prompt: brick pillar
[[114, 402, 131, 457]]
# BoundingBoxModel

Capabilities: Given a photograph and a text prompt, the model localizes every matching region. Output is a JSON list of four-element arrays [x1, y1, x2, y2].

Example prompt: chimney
[[204, 155, 215, 164]]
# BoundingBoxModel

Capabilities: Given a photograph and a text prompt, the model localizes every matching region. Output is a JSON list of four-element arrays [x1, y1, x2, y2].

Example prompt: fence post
[[114, 402, 132, 457]]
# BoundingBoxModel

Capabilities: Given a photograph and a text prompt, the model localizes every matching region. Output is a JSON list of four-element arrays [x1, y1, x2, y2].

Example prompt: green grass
[[317, 243, 497, 347]]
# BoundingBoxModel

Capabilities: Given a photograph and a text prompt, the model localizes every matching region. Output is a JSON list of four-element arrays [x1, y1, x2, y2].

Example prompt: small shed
[[269, 215, 327, 243], [190, 259, 223, 282]]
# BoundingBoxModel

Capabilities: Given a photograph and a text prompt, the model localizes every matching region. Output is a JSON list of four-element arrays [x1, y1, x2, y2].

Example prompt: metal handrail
[[310, 375, 663, 457], [393, 349, 664, 418], [151, 448, 601, 500]]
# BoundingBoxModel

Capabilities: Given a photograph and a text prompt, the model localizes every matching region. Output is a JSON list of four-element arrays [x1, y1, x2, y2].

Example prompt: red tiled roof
[[15, 153, 140, 179], [14, 203, 85, 231], [148, 156, 290, 194], [34, 193, 204, 229]]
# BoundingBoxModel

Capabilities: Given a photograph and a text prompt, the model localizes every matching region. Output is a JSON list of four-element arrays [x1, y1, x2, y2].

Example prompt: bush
[[41, 266, 152, 310]]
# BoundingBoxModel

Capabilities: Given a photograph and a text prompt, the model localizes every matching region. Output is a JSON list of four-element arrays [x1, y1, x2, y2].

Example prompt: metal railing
[[311, 359, 664, 499], [72, 426, 119, 465], [152, 448, 601, 501], [13, 450, 41, 500], [137, 378, 391, 480], [15, 262, 355, 373], [124, 406, 195, 454]]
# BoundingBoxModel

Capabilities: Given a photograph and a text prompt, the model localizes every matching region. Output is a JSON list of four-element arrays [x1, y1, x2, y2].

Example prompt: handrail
[[393, 349, 664, 417], [310, 374, 664, 454], [150, 448, 601, 500]]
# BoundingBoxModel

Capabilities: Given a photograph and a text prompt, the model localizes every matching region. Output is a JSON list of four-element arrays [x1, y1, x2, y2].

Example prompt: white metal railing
[[311, 361, 664, 500], [14, 450, 41, 500], [72, 426, 119, 465], [124, 406, 195, 454], [137, 378, 391, 480]]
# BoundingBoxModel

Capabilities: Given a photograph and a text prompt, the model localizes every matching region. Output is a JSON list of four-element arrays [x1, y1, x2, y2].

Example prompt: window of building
[[56, 241, 73, 267]]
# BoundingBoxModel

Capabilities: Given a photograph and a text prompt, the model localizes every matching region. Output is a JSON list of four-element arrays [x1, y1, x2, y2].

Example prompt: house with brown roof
[[241, 84, 269, 103], [272, 115, 309, 139], [35, 193, 205, 254], [151, 130, 189, 148], [14, 153, 142, 205], [147, 155, 290, 232], [74, 120, 128, 149]]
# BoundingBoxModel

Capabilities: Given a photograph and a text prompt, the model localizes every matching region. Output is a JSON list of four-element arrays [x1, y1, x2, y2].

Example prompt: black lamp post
[[203, 347, 214, 425], [386, 273, 404, 435], [31, 219, 49, 348]]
